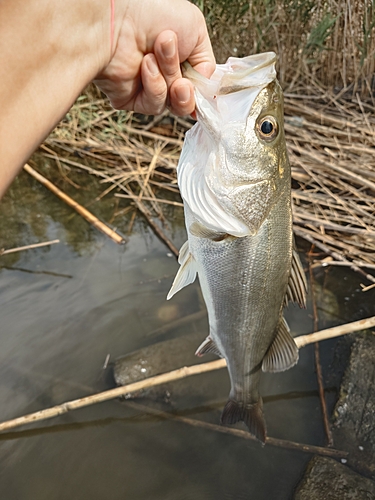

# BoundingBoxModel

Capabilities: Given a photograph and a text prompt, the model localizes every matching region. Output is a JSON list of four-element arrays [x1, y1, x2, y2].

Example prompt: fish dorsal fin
[[284, 248, 308, 308], [167, 241, 197, 300], [189, 221, 228, 241], [195, 336, 222, 357], [262, 317, 299, 373]]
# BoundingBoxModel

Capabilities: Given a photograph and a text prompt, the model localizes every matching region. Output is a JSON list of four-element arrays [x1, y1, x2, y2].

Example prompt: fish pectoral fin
[[221, 398, 266, 444], [167, 241, 197, 300], [262, 317, 299, 373], [284, 246, 308, 308], [177, 239, 190, 265], [195, 336, 222, 357], [189, 221, 228, 242]]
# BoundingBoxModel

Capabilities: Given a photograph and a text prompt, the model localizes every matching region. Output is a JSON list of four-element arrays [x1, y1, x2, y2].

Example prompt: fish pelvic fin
[[284, 246, 308, 308], [195, 336, 222, 357], [262, 317, 299, 373], [189, 221, 229, 241], [221, 398, 266, 444], [167, 241, 197, 300]]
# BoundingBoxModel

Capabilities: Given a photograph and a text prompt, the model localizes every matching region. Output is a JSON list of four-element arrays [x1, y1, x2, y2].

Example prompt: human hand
[[94, 0, 215, 116]]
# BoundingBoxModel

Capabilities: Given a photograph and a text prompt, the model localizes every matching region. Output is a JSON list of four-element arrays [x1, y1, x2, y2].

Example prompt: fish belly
[[188, 192, 292, 440]]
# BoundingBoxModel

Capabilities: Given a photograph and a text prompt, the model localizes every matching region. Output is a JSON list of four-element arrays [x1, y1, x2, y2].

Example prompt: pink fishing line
[[110, 0, 115, 54]]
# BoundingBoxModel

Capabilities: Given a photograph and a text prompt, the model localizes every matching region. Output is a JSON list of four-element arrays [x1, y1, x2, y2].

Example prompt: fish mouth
[[218, 52, 277, 95], [181, 52, 277, 98]]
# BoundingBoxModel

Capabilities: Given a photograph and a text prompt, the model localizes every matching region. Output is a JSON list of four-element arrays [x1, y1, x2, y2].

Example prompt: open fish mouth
[[181, 52, 277, 97]]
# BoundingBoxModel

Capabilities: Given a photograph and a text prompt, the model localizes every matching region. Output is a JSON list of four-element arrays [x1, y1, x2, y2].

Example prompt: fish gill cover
[[177, 52, 277, 237]]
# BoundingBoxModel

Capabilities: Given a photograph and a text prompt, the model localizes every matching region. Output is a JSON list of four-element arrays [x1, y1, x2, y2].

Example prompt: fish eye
[[257, 116, 279, 142]]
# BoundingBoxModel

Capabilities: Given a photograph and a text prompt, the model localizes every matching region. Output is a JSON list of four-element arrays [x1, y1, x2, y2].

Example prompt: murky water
[[0, 168, 373, 499]]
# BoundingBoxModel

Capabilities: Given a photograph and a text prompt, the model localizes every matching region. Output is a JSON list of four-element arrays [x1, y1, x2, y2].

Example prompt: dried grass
[[36, 84, 375, 283], [196, 0, 375, 96]]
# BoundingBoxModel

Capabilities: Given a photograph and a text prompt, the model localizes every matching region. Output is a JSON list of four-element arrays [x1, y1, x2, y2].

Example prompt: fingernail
[[175, 84, 191, 104], [161, 38, 175, 58], [146, 55, 159, 76]]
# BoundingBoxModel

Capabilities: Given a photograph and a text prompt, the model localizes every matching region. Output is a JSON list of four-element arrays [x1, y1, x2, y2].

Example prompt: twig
[[0, 316, 374, 433], [0, 239, 60, 256], [123, 124, 183, 146], [311, 261, 375, 270], [308, 259, 334, 447], [293, 226, 375, 284], [115, 193, 183, 207], [126, 401, 348, 459], [124, 186, 179, 257], [23, 164, 125, 245], [361, 283, 375, 292]]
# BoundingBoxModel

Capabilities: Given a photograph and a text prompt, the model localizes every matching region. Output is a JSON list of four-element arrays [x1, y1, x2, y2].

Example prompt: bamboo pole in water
[[23, 164, 125, 245], [125, 401, 348, 459], [0, 315, 374, 433]]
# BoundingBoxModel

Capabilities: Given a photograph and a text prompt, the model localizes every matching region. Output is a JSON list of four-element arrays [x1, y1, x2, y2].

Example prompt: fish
[[167, 52, 307, 443]]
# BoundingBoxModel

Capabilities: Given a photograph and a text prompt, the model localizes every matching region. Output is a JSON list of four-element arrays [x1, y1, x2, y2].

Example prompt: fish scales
[[168, 53, 307, 442], [187, 192, 292, 403]]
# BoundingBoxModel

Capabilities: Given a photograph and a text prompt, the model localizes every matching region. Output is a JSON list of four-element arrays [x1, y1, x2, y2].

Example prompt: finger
[[133, 53, 168, 114], [185, 7, 216, 79], [154, 30, 182, 91], [169, 78, 194, 116]]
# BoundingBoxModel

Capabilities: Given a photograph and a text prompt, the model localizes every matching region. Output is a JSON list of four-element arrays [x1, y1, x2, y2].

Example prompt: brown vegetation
[[28, 1, 375, 283]]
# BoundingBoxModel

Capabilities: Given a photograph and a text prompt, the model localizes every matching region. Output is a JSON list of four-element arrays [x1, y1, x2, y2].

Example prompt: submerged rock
[[114, 332, 202, 385], [112, 330, 219, 403], [294, 456, 375, 499]]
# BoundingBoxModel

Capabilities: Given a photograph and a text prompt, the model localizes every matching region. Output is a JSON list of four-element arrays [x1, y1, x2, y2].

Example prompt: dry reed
[[33, 83, 375, 284], [195, 0, 375, 95]]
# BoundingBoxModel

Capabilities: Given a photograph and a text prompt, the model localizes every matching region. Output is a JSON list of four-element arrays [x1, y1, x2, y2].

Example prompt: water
[[0, 168, 373, 499]]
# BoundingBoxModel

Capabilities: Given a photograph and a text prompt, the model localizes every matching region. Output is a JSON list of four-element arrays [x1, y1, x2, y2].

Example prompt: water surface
[[0, 168, 372, 499]]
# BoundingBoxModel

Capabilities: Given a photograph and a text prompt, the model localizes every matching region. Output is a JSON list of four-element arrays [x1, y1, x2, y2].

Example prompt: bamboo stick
[[23, 164, 125, 245], [0, 316, 374, 433], [295, 316, 375, 348], [0, 359, 225, 433], [0, 239, 60, 256]]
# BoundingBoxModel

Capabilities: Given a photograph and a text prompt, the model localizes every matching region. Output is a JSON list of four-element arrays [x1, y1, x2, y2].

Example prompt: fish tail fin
[[221, 398, 266, 444]]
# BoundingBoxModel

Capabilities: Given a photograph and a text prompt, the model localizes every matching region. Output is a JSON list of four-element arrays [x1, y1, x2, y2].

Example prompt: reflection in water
[[0, 168, 374, 499], [1, 266, 73, 278]]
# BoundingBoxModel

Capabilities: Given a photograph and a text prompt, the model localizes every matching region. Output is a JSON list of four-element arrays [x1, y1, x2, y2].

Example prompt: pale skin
[[0, 0, 215, 197]]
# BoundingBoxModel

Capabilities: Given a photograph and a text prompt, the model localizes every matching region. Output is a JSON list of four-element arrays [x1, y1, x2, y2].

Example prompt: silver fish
[[168, 53, 307, 442]]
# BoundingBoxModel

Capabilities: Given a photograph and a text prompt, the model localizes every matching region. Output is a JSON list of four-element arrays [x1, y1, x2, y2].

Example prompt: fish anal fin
[[189, 221, 228, 242], [285, 247, 308, 308], [195, 337, 222, 357], [221, 398, 266, 444], [262, 317, 299, 373], [167, 242, 197, 300]]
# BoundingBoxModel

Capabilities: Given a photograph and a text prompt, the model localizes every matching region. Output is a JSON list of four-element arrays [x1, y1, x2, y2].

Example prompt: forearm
[[0, 0, 215, 198], [0, 0, 111, 196]]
